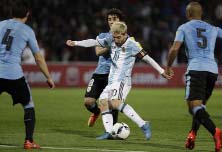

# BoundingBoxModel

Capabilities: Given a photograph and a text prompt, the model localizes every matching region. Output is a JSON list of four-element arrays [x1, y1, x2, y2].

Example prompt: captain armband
[[136, 50, 147, 59]]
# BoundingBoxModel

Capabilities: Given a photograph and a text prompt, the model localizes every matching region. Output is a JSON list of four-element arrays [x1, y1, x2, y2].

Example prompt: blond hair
[[110, 21, 127, 34]]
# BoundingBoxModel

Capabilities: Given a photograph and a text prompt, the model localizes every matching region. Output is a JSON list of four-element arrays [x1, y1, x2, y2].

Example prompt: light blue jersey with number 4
[[0, 19, 39, 79], [175, 20, 222, 74]]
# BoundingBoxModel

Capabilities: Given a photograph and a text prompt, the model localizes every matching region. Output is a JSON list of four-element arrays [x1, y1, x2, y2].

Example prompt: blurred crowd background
[[1, 0, 222, 65]]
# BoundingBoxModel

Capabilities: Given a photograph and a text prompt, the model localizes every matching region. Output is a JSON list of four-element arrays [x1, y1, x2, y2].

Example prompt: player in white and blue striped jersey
[[165, 2, 222, 151], [66, 21, 171, 140], [0, 0, 55, 149], [67, 9, 125, 127]]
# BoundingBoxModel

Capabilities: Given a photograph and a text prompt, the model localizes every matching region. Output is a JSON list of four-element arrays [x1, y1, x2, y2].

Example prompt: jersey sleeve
[[131, 40, 143, 57], [27, 29, 39, 53], [96, 34, 112, 47], [216, 27, 222, 39], [174, 25, 184, 42]]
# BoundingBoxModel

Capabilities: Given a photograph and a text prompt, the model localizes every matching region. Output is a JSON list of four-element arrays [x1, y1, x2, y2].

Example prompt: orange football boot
[[24, 140, 40, 149], [185, 130, 196, 150], [88, 113, 99, 127]]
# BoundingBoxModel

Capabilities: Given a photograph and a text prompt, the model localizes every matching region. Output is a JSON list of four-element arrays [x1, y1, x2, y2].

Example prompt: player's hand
[[46, 78, 55, 89], [162, 67, 174, 79], [161, 72, 173, 80], [66, 40, 76, 47]]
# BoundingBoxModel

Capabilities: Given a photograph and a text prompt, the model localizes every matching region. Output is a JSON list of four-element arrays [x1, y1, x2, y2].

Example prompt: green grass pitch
[[0, 88, 221, 152]]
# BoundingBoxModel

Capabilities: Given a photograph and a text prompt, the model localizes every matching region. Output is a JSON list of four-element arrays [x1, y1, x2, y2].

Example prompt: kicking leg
[[117, 102, 151, 140]]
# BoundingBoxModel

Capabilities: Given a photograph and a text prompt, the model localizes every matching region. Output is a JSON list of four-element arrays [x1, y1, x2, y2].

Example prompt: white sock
[[102, 112, 113, 133], [122, 104, 145, 127]]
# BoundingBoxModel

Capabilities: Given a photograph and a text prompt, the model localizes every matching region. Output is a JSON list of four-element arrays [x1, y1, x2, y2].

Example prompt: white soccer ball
[[111, 122, 130, 139]]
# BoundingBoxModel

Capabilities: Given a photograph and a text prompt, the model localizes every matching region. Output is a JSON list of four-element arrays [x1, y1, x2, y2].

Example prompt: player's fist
[[66, 40, 76, 47], [46, 78, 55, 89]]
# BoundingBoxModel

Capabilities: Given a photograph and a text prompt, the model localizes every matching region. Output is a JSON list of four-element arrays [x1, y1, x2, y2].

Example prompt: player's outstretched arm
[[66, 39, 100, 47], [142, 54, 172, 80], [34, 52, 55, 89]]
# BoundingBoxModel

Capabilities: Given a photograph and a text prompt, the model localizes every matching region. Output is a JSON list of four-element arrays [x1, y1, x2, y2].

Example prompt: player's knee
[[111, 99, 121, 109], [187, 100, 202, 109], [99, 99, 108, 107], [99, 99, 109, 111], [84, 98, 96, 107]]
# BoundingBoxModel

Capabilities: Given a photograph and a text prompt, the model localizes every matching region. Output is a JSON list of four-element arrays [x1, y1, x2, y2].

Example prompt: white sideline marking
[[0, 144, 147, 152]]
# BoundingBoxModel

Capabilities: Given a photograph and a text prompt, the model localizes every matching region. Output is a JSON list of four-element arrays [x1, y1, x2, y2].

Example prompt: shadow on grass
[[125, 141, 211, 152], [52, 128, 99, 138], [51, 129, 213, 152]]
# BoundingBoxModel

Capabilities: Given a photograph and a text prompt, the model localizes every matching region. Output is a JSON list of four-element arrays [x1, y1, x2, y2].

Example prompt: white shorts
[[99, 81, 131, 101]]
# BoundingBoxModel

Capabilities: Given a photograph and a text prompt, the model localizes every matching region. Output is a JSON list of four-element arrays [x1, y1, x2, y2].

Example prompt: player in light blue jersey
[[66, 21, 171, 140], [0, 0, 55, 149], [165, 2, 222, 151], [67, 8, 125, 127]]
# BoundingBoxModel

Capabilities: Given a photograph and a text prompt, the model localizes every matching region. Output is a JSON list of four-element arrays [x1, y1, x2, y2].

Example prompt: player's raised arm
[[66, 39, 100, 47]]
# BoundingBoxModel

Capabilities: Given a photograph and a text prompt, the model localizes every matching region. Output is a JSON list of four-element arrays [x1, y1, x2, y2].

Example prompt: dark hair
[[106, 8, 125, 23], [11, 0, 30, 18]]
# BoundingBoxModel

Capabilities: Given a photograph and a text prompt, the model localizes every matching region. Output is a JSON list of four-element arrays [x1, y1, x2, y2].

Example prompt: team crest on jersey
[[122, 47, 125, 52], [112, 46, 116, 49]]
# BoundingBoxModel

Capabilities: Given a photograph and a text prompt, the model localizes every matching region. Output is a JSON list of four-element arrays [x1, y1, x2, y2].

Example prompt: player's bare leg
[[84, 97, 100, 127]]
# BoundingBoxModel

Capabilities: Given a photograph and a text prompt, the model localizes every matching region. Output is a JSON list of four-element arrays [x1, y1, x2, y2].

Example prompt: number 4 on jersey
[[1, 29, 13, 51]]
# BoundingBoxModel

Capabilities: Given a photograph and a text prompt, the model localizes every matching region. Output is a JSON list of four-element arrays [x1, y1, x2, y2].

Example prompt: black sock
[[24, 108, 35, 142], [195, 108, 216, 136], [85, 102, 100, 115], [112, 110, 119, 125], [191, 116, 201, 134]]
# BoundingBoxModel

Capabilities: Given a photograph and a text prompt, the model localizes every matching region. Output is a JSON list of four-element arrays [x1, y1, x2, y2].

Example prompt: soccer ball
[[111, 122, 130, 139]]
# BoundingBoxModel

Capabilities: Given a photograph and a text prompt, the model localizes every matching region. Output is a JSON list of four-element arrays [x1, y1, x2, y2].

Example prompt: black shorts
[[84, 74, 108, 99], [0, 77, 31, 105], [185, 71, 218, 102]]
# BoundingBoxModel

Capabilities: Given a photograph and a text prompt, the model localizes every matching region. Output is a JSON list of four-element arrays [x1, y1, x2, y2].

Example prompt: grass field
[[0, 88, 221, 152]]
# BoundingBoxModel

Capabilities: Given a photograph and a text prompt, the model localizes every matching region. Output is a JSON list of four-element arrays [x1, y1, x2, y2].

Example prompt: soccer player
[[0, 0, 55, 149], [66, 21, 171, 140], [68, 8, 125, 127], [165, 2, 222, 152]]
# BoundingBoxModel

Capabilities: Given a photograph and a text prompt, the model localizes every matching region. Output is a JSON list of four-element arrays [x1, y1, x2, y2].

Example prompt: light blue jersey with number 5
[[0, 19, 39, 79], [175, 20, 222, 74]]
